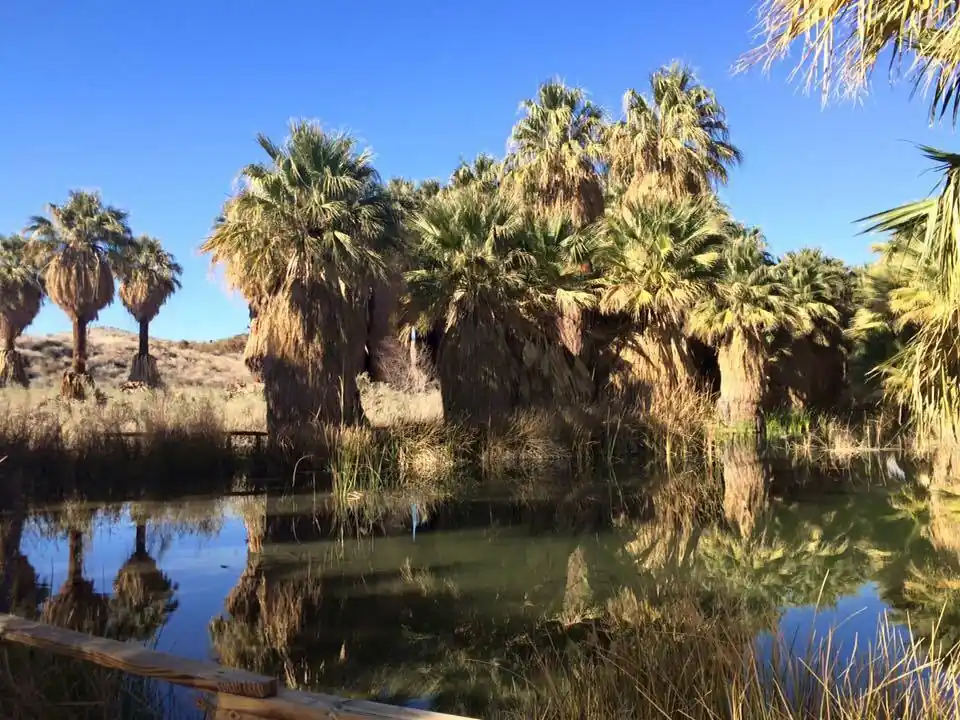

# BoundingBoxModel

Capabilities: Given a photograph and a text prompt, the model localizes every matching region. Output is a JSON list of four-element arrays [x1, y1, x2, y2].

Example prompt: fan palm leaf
[[739, 0, 960, 123]]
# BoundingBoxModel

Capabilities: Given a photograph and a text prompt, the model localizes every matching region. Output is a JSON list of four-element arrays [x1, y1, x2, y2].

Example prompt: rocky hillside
[[16, 328, 251, 390]]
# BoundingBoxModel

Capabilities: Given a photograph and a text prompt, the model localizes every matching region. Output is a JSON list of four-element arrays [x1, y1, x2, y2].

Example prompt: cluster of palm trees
[[203, 63, 872, 434], [0, 191, 182, 396], [738, 1, 960, 442]]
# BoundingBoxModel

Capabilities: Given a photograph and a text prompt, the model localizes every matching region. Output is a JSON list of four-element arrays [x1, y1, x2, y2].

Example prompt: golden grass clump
[[481, 410, 573, 477]]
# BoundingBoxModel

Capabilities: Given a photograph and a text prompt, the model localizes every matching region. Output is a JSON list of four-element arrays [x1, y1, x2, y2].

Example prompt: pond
[[3, 448, 960, 718]]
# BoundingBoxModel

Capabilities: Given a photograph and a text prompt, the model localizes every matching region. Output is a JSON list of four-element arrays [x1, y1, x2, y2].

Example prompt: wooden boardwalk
[[0, 614, 477, 720]]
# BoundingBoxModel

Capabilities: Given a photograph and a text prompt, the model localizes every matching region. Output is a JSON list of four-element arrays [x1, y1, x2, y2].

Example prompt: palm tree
[[202, 121, 392, 433], [25, 190, 132, 399], [505, 81, 607, 360], [597, 196, 728, 399], [41, 526, 108, 635], [607, 63, 741, 201], [404, 187, 593, 426], [117, 236, 182, 387], [505, 81, 607, 227], [739, 1, 960, 123], [774, 248, 852, 410], [860, 147, 960, 439], [0, 235, 43, 388], [687, 230, 797, 426]]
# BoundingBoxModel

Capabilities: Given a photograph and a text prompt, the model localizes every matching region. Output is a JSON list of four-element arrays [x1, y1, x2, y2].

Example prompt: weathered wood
[[0, 615, 277, 699], [215, 690, 474, 720], [0, 614, 478, 720]]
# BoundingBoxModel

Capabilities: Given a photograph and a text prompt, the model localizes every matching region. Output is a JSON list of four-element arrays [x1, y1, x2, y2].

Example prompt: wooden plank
[[0, 615, 277, 699], [214, 690, 477, 720]]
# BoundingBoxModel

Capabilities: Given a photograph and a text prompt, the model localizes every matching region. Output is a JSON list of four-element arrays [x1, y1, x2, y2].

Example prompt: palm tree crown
[[0, 235, 43, 336], [607, 63, 741, 200], [25, 190, 131, 322], [202, 120, 391, 302], [118, 236, 183, 323], [597, 196, 728, 325], [506, 81, 607, 226]]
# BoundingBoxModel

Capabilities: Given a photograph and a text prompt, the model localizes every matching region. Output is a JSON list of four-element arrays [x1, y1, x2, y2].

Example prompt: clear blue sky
[[1, 0, 956, 341]]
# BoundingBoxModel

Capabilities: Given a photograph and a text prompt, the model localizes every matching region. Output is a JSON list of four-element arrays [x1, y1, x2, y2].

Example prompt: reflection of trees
[[0, 498, 37, 616], [722, 441, 768, 536], [41, 526, 109, 635], [108, 519, 178, 643]]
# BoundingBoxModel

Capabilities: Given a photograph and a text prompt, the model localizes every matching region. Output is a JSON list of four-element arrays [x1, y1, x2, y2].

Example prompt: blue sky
[[1, 0, 956, 341]]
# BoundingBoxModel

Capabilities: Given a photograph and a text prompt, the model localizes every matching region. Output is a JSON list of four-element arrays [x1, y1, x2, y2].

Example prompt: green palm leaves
[[506, 81, 606, 226], [741, 1, 960, 123], [598, 197, 726, 325], [404, 187, 593, 424], [608, 63, 741, 200]]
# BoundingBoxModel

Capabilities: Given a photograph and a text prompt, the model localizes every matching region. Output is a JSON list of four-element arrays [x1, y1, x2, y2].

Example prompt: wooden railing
[[0, 614, 476, 720]]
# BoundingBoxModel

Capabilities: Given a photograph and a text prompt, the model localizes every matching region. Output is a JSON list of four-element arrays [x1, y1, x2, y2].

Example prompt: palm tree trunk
[[138, 319, 149, 357], [259, 280, 367, 437], [67, 529, 84, 584], [135, 523, 147, 557], [72, 317, 88, 375], [717, 331, 765, 427]]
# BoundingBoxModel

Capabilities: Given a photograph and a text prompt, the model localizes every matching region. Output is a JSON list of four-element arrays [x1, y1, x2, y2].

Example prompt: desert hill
[[16, 328, 251, 390]]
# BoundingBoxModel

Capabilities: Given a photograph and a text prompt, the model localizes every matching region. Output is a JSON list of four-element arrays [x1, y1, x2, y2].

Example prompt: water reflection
[[5, 449, 960, 715]]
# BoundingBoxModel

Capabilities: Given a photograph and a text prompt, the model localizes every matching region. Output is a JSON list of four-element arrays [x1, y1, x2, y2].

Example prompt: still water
[[4, 450, 960, 717]]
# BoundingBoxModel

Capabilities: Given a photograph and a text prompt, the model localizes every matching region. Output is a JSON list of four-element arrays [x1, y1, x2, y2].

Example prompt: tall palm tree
[[607, 63, 741, 201], [505, 80, 607, 227], [404, 187, 593, 426], [597, 196, 728, 399], [774, 248, 852, 410], [687, 231, 798, 426], [739, 1, 960, 123], [25, 190, 131, 399], [0, 235, 43, 388], [117, 236, 182, 387], [202, 121, 392, 433], [506, 81, 607, 359]]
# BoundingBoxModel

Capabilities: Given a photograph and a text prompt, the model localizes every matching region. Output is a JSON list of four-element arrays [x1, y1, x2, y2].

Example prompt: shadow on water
[[5, 445, 960, 716]]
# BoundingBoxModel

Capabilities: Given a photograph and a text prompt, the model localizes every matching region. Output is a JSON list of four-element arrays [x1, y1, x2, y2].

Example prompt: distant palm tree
[[404, 187, 593, 425], [26, 190, 132, 399], [597, 196, 727, 398], [117, 236, 182, 386], [739, 1, 960, 124], [687, 231, 797, 426], [0, 235, 43, 387], [775, 248, 851, 410], [450, 153, 502, 193], [607, 63, 741, 201], [202, 121, 392, 433], [506, 81, 607, 227]]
